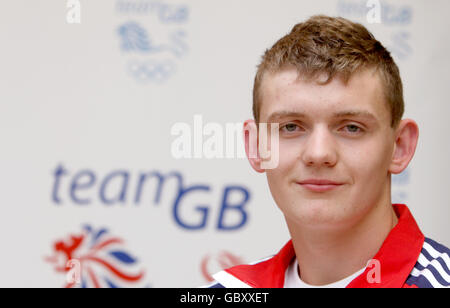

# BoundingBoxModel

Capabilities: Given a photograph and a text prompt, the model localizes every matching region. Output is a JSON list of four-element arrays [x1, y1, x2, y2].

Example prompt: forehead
[[259, 68, 390, 125]]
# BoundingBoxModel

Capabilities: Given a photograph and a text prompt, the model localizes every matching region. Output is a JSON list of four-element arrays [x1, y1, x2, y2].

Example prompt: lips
[[297, 179, 344, 192]]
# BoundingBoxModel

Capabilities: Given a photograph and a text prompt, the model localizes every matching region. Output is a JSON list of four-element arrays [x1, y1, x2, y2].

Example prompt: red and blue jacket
[[210, 204, 450, 288]]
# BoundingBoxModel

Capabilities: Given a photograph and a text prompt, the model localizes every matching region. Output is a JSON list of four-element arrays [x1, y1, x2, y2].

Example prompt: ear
[[243, 119, 265, 173], [389, 119, 419, 174]]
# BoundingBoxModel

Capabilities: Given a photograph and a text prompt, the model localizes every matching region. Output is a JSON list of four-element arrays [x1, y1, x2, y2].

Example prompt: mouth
[[296, 179, 344, 192]]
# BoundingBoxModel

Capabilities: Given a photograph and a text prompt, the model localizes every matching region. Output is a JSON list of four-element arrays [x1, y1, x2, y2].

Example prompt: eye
[[342, 124, 363, 134], [280, 123, 301, 133]]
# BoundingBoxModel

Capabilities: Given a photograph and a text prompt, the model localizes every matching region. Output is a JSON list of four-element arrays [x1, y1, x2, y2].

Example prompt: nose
[[301, 126, 337, 167]]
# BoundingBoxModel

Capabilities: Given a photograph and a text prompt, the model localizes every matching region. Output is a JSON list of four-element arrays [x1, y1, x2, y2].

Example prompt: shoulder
[[206, 241, 295, 288], [405, 237, 450, 288], [199, 281, 225, 288], [205, 282, 225, 288], [207, 254, 278, 288]]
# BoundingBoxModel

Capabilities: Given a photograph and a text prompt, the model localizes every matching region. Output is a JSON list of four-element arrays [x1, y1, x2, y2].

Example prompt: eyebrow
[[266, 111, 306, 122], [266, 110, 378, 123], [333, 110, 378, 121]]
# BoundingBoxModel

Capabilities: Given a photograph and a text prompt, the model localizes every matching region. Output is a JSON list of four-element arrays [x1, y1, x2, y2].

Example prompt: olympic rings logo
[[127, 60, 177, 83]]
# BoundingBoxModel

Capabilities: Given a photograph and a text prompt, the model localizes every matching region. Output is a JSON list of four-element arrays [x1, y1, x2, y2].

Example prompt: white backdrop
[[0, 0, 449, 287]]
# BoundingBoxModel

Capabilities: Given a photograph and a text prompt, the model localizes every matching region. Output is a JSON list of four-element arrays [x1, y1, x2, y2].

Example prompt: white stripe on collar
[[212, 270, 253, 288]]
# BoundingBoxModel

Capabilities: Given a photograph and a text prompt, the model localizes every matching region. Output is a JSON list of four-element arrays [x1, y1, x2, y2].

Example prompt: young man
[[210, 15, 450, 288]]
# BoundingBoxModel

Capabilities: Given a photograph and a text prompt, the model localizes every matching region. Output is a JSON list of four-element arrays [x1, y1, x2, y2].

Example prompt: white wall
[[0, 0, 448, 287]]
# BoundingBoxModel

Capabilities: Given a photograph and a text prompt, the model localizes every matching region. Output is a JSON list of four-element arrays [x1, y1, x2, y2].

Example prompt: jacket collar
[[214, 204, 424, 288]]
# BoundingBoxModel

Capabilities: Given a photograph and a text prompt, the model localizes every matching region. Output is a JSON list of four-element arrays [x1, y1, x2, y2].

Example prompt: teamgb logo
[[51, 164, 252, 231], [116, 0, 189, 83], [45, 225, 148, 288]]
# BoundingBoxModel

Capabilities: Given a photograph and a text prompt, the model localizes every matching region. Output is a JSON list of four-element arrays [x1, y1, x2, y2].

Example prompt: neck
[[286, 196, 398, 286]]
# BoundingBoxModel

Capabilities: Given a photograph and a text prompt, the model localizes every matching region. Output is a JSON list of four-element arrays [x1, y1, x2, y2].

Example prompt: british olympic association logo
[[45, 225, 148, 288], [201, 251, 244, 283], [115, 0, 189, 83]]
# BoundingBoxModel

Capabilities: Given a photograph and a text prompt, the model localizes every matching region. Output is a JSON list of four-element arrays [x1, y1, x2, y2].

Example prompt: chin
[[284, 198, 358, 230]]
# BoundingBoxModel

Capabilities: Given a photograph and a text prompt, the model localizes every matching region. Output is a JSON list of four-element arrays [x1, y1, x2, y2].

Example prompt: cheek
[[343, 139, 393, 185], [265, 144, 300, 207], [266, 166, 289, 192], [276, 139, 301, 168]]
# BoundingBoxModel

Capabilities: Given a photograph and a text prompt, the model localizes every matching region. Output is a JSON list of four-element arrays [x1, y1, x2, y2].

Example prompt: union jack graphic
[[45, 225, 147, 288]]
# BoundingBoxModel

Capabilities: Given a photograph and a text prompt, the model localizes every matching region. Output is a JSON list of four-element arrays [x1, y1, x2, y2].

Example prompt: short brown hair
[[253, 15, 404, 128]]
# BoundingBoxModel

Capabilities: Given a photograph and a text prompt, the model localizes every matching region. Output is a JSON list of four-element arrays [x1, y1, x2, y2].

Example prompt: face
[[258, 68, 397, 231]]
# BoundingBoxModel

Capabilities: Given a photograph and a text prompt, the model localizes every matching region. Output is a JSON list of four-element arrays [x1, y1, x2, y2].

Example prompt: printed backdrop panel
[[0, 0, 449, 287]]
